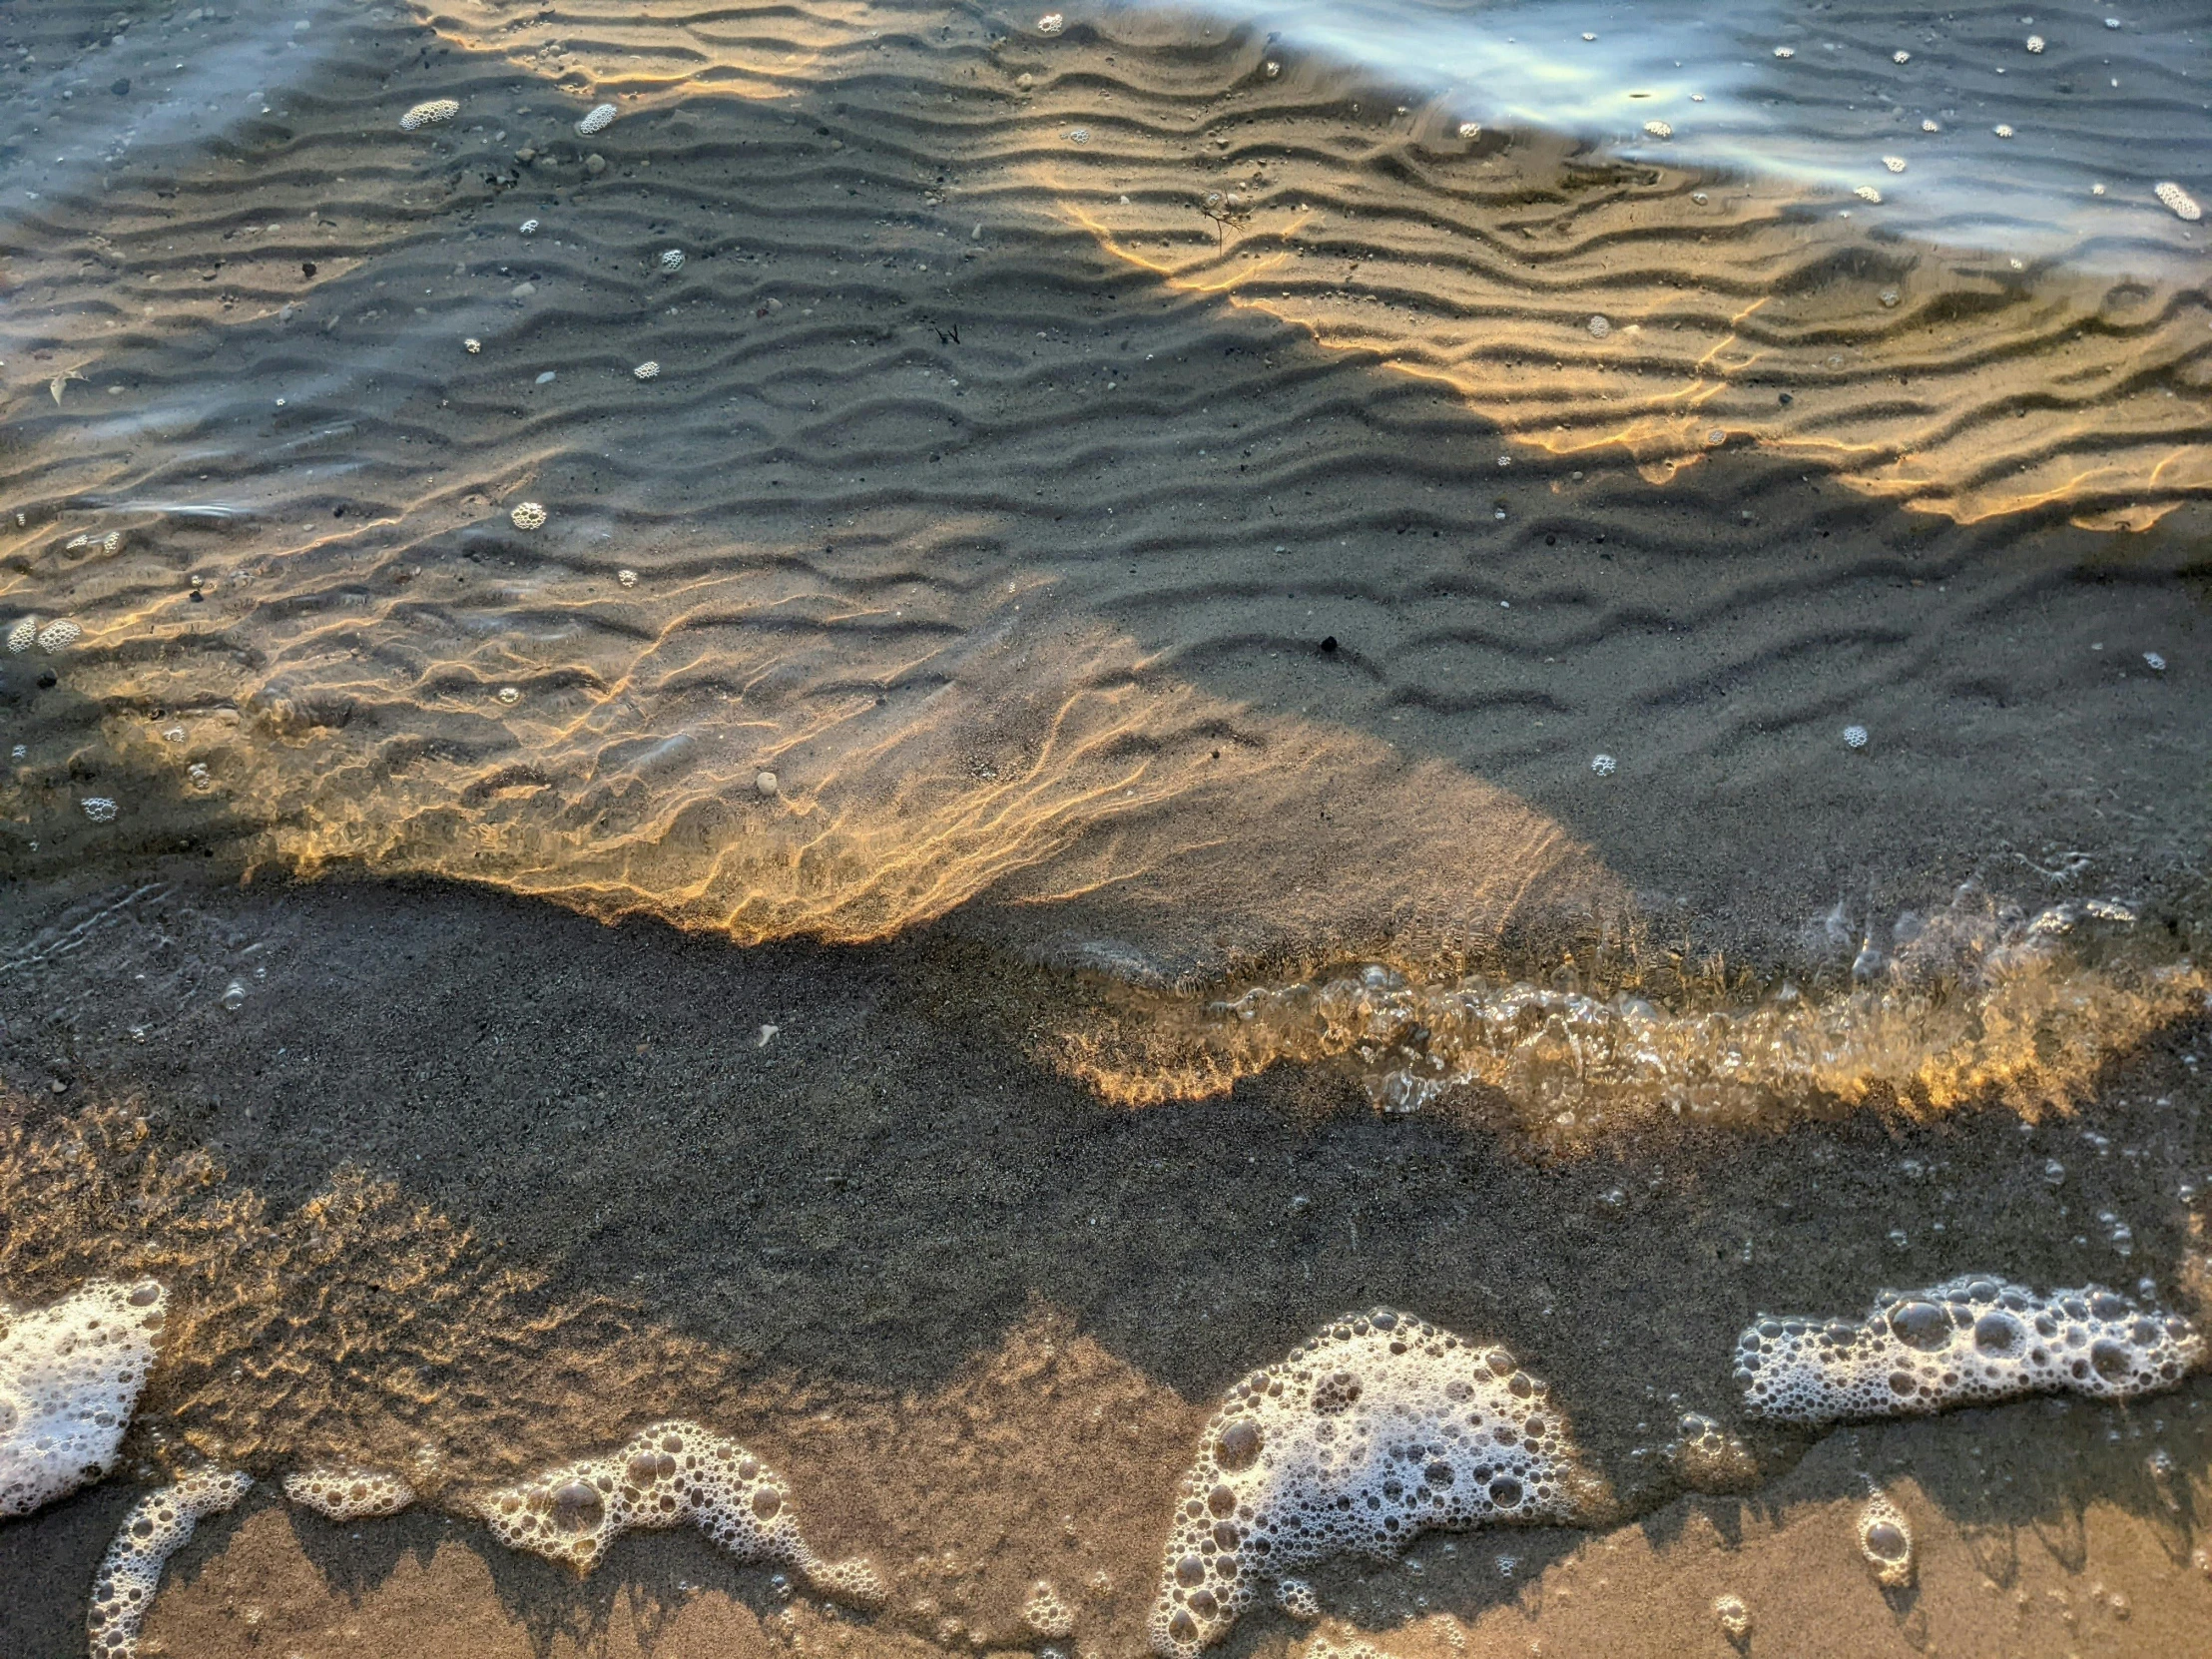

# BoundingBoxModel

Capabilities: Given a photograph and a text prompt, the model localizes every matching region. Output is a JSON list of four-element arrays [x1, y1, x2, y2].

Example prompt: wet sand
[[4, 0, 2212, 1654]]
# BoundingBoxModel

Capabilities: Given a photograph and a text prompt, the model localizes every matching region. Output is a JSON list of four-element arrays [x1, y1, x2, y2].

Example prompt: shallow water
[[2, 1, 2210, 1656]]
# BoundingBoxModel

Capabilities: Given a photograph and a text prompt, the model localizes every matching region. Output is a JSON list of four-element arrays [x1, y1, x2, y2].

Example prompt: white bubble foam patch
[[282, 1466, 416, 1521], [87, 1468, 253, 1659], [480, 1419, 881, 1602], [1150, 1309, 1596, 1657], [1735, 1275, 2203, 1425], [0, 1280, 167, 1518]]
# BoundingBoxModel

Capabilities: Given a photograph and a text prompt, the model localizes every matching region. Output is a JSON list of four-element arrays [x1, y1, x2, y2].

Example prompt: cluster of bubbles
[[6, 616, 81, 654], [86, 1468, 253, 1659], [574, 102, 618, 136], [397, 99, 458, 131], [1734, 1276, 2203, 1424], [1022, 1579, 1076, 1639], [1666, 1411, 1758, 1491], [1148, 1309, 1597, 1658], [1, 1281, 166, 1518], [479, 1419, 882, 1602], [1857, 1490, 1914, 1588], [281, 1466, 416, 1521]]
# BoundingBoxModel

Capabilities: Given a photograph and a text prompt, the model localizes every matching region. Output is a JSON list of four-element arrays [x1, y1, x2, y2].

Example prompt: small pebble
[[510, 501, 547, 530], [574, 102, 617, 136], [584, 153, 606, 176], [1843, 724, 1870, 750], [1589, 754, 1617, 777], [535, 370, 556, 384], [756, 770, 780, 797]]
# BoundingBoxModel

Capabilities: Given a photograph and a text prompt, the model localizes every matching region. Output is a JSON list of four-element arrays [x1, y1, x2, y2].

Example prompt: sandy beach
[[4, 0, 2211, 1654]]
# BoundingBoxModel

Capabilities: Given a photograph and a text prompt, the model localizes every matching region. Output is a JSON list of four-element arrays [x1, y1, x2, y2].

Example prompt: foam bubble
[[5, 617, 35, 653], [1023, 1579, 1076, 1639], [1149, 1309, 1598, 1657], [2155, 182, 2202, 222], [1713, 1592, 1751, 1638], [480, 1419, 881, 1603], [1857, 1490, 1913, 1587], [575, 103, 618, 137], [399, 100, 459, 132], [86, 1468, 253, 1659], [509, 502, 547, 531], [1734, 1276, 2203, 1425], [1, 1280, 167, 1519], [282, 1466, 416, 1521]]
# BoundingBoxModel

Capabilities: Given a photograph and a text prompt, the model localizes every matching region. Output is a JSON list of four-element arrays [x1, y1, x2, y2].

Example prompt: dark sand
[[4, 0, 2212, 1654]]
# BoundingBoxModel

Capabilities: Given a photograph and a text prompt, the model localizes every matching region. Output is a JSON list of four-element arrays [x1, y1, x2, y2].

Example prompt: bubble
[[2155, 183, 2202, 222], [1993, 125, 2016, 138], [399, 100, 458, 132], [634, 361, 661, 380], [519, 220, 540, 236], [6, 617, 37, 653], [463, 337, 482, 353], [1642, 121, 1672, 140], [1713, 1593, 1751, 1639], [1, 1282, 169, 1520], [81, 798, 119, 824], [1587, 315, 1611, 338], [282, 1467, 414, 1521], [618, 569, 639, 587], [2025, 35, 2045, 52], [1843, 725, 1870, 750], [37, 619, 81, 651], [1456, 122, 1480, 139], [1037, 12, 1065, 34], [1589, 754, 1617, 777], [1856, 186, 1885, 204], [1883, 156, 1908, 174], [496, 687, 520, 706], [479, 1420, 880, 1603], [1735, 1276, 2202, 1425], [510, 502, 548, 531], [659, 249, 686, 272], [1148, 1309, 1598, 1657], [1023, 1580, 1076, 1640], [574, 103, 618, 137], [1277, 1578, 1321, 1621], [1858, 1492, 1914, 1587], [1894, 50, 1912, 63], [86, 1468, 252, 1659]]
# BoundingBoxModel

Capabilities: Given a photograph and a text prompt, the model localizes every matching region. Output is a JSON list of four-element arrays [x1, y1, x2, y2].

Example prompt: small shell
[[659, 248, 685, 272], [81, 797, 119, 823], [574, 103, 618, 137], [633, 361, 660, 380], [2155, 182, 2202, 222], [510, 501, 548, 531], [37, 620, 82, 652], [1036, 12, 1064, 35], [400, 99, 459, 132]]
